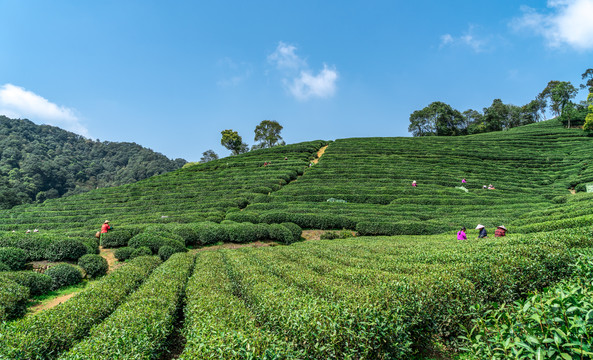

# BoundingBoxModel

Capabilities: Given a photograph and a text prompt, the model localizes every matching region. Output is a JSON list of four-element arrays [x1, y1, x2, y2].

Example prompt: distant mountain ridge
[[0, 115, 186, 209]]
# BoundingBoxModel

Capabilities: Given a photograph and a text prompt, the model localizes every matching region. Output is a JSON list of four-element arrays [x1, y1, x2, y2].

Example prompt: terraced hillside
[[2, 119, 593, 359], [241, 119, 593, 235], [0, 140, 326, 232]]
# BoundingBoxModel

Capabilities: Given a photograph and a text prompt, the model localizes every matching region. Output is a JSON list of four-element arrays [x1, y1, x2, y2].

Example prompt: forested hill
[[0, 116, 186, 209]]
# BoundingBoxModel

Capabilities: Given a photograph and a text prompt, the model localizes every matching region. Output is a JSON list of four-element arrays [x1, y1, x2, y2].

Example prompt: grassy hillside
[[2, 120, 593, 358], [0, 119, 591, 235], [242, 119, 593, 235]]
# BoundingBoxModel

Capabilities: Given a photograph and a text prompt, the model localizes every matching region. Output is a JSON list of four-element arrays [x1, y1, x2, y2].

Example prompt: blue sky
[[1, 0, 592, 161]]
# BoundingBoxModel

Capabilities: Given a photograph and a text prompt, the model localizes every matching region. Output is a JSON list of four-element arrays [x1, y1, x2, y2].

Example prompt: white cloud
[[440, 34, 454, 46], [268, 42, 338, 100], [289, 65, 338, 101], [0, 84, 88, 136], [267, 42, 307, 70], [439, 26, 489, 52], [513, 0, 593, 50]]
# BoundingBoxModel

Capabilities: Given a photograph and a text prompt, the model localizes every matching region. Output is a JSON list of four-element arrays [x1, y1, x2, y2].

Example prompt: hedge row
[[462, 250, 593, 358], [179, 251, 301, 359], [0, 256, 161, 359], [0, 234, 97, 262], [0, 278, 29, 321], [59, 253, 195, 359]]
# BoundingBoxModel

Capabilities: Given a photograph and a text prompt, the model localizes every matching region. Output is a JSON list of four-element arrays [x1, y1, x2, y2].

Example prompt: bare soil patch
[[193, 241, 277, 253], [100, 246, 122, 273], [29, 292, 77, 313], [312, 145, 328, 164]]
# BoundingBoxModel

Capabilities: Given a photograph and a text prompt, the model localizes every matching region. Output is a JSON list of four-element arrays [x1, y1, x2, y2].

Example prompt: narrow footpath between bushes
[[29, 247, 118, 315], [312, 145, 328, 164]]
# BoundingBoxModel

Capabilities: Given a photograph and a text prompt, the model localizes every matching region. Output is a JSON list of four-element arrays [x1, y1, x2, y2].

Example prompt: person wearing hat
[[101, 220, 113, 236], [495, 225, 507, 237], [412, 180, 417, 187], [457, 226, 467, 240], [476, 224, 487, 238]]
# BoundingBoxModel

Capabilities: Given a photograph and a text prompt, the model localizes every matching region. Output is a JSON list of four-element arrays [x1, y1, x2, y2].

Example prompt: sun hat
[[475, 224, 485, 229], [104, 220, 110, 224], [497, 225, 507, 230]]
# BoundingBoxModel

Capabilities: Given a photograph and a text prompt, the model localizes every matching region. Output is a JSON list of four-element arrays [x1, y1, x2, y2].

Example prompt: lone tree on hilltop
[[253, 120, 285, 149], [220, 130, 249, 155], [199, 150, 219, 163], [408, 101, 465, 136]]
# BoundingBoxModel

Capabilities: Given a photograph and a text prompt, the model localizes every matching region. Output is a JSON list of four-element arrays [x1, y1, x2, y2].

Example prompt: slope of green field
[[240, 119, 593, 234], [0, 140, 325, 232], [1, 120, 593, 358]]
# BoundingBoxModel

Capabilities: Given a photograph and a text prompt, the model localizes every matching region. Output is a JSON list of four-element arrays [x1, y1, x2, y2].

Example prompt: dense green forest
[[0, 116, 186, 209]]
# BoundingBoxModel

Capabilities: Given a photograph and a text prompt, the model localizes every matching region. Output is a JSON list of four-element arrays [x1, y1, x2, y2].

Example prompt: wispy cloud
[[289, 64, 338, 101], [216, 57, 253, 87], [267, 42, 307, 70], [0, 84, 88, 136], [268, 42, 338, 101], [512, 0, 593, 50], [440, 25, 490, 52]]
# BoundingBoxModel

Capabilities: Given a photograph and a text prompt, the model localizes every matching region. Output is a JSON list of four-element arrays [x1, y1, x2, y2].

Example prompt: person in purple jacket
[[457, 226, 467, 240]]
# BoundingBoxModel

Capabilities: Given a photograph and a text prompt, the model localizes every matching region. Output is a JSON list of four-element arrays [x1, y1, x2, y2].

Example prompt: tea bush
[[130, 246, 152, 259], [114, 246, 134, 261], [0, 247, 27, 270], [0, 271, 52, 296], [60, 253, 195, 359], [99, 229, 134, 248], [45, 263, 83, 290], [45, 239, 88, 262], [78, 254, 108, 278], [462, 250, 593, 359], [0, 256, 161, 359], [0, 279, 29, 321]]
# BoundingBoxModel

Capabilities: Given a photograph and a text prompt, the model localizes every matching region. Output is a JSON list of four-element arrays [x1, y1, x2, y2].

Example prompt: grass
[[29, 281, 87, 303]]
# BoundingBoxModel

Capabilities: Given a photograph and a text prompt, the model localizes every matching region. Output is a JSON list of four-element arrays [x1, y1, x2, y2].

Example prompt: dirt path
[[311, 145, 328, 164], [192, 241, 276, 253], [29, 292, 77, 313], [100, 246, 122, 273]]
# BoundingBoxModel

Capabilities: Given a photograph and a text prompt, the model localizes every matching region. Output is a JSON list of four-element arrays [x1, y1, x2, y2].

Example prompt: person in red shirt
[[495, 225, 507, 237], [100, 220, 112, 240]]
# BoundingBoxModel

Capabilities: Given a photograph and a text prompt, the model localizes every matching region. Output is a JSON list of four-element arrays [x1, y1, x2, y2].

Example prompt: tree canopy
[[0, 116, 186, 209], [220, 129, 249, 155], [199, 149, 219, 163], [254, 120, 284, 149]]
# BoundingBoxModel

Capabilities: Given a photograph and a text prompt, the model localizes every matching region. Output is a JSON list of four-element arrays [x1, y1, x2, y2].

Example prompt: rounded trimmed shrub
[[268, 224, 294, 245], [158, 245, 180, 261], [78, 254, 108, 278], [0, 279, 29, 321], [0, 247, 27, 270], [100, 229, 134, 248], [0, 262, 10, 271], [169, 224, 199, 246], [45, 263, 83, 290], [128, 232, 186, 254], [45, 239, 88, 262], [130, 246, 152, 259], [114, 247, 134, 261], [0, 271, 52, 296], [281, 222, 302, 243]]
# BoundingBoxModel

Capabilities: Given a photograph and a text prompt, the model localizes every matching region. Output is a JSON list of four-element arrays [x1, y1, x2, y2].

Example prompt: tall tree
[[254, 120, 284, 148], [199, 149, 219, 163], [538, 81, 578, 120], [408, 101, 464, 136], [581, 68, 593, 93], [220, 129, 249, 155], [583, 93, 593, 133], [483, 99, 508, 132]]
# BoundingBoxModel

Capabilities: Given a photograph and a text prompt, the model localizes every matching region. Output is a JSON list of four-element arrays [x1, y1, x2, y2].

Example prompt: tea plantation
[[1, 119, 593, 358]]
